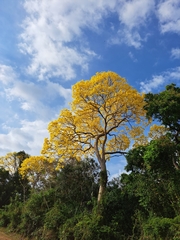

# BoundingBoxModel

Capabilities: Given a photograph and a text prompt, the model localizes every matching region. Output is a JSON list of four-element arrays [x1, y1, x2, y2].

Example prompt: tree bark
[[97, 160, 107, 202]]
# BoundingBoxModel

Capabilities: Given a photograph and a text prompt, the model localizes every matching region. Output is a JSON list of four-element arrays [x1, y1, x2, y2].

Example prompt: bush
[[0, 197, 23, 230], [143, 217, 177, 240]]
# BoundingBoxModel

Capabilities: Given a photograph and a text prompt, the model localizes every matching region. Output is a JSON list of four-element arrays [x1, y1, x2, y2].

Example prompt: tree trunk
[[97, 160, 107, 202]]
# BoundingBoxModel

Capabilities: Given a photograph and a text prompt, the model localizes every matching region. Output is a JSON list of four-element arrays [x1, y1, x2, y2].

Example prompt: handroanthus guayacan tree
[[41, 71, 147, 202], [19, 156, 56, 189]]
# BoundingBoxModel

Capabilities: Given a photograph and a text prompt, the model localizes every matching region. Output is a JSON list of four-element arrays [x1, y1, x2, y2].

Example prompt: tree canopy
[[41, 71, 147, 201], [144, 83, 180, 170], [144, 83, 180, 144], [0, 151, 30, 206], [0, 151, 30, 175]]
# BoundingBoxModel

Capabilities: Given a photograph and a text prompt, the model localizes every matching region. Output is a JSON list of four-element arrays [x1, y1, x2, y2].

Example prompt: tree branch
[[105, 150, 127, 155]]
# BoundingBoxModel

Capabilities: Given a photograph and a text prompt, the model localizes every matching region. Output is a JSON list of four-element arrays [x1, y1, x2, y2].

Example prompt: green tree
[[0, 168, 12, 207], [123, 137, 180, 217], [119, 84, 180, 238], [0, 151, 30, 206], [54, 158, 99, 207], [144, 83, 180, 144], [144, 84, 180, 173]]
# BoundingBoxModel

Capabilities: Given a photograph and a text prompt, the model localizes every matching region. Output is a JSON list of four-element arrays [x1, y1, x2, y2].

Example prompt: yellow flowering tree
[[41, 71, 147, 201], [132, 124, 168, 148], [19, 156, 56, 188]]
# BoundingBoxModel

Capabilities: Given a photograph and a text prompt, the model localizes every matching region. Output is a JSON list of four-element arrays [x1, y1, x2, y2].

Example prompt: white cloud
[[129, 51, 137, 62], [4, 76, 71, 119], [157, 0, 180, 34], [19, 0, 116, 80], [0, 63, 73, 156], [18, 0, 157, 81], [46, 81, 72, 103], [112, 29, 143, 49], [0, 64, 17, 85], [118, 0, 155, 30], [0, 120, 49, 156], [7, 81, 50, 103], [171, 48, 180, 59], [115, 0, 155, 48], [168, 66, 180, 79], [21, 102, 32, 111], [140, 75, 165, 93], [140, 66, 180, 92], [0, 66, 72, 156]]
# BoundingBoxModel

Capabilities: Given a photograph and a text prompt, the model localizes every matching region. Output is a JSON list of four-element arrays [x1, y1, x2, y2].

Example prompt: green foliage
[[102, 179, 140, 239], [0, 151, 31, 208], [2, 84, 180, 239], [0, 196, 23, 230], [0, 158, 101, 239], [140, 216, 180, 240], [123, 139, 180, 218], [125, 138, 177, 175], [0, 168, 30, 208], [0, 168, 12, 208], [59, 208, 122, 240], [17, 189, 56, 238], [144, 217, 174, 239], [144, 84, 180, 143], [55, 158, 99, 208]]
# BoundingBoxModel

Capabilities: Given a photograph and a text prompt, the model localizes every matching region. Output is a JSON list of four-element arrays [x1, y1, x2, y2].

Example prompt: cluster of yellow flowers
[[19, 71, 149, 179]]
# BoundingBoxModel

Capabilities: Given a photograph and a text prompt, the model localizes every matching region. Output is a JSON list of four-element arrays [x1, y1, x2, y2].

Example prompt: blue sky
[[0, 0, 180, 178]]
